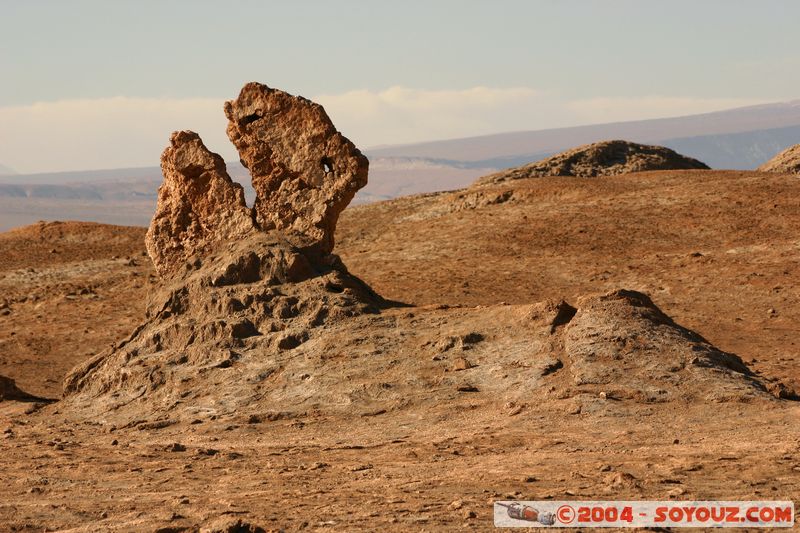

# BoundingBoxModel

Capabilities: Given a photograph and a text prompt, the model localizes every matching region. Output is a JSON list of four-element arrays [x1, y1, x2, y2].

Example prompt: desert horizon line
[[0, 86, 786, 175]]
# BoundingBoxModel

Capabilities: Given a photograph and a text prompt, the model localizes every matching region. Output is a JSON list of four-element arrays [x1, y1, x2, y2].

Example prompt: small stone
[[166, 442, 186, 452], [463, 510, 477, 519], [599, 391, 608, 399], [195, 448, 219, 456], [111, 439, 118, 446], [452, 357, 473, 371], [449, 500, 463, 510]]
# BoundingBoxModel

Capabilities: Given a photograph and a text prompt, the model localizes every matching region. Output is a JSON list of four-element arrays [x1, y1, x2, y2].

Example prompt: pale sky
[[1, 0, 799, 173]]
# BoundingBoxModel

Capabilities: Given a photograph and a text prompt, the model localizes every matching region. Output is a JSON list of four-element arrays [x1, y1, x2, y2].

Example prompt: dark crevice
[[241, 113, 261, 126], [541, 359, 564, 377], [550, 301, 578, 333]]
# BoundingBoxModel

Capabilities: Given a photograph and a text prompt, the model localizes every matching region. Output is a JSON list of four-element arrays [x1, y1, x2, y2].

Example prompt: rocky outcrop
[[758, 144, 800, 174], [563, 290, 759, 403], [146, 131, 256, 276], [475, 140, 709, 185], [146, 83, 369, 277], [63, 82, 383, 420], [225, 82, 369, 255]]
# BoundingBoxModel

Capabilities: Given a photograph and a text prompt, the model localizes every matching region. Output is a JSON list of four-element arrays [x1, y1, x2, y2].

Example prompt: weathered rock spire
[[146, 83, 369, 276]]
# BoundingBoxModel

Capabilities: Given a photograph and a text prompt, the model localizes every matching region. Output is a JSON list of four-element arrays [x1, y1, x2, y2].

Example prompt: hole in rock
[[325, 282, 344, 294], [321, 157, 334, 175], [241, 113, 261, 125]]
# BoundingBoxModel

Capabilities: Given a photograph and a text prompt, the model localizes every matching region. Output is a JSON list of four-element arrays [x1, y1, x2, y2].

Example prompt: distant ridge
[[366, 99, 800, 164], [2, 99, 800, 232]]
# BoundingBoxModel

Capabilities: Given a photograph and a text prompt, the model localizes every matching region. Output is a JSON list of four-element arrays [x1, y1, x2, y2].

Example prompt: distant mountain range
[[1, 99, 799, 231], [366, 99, 800, 169]]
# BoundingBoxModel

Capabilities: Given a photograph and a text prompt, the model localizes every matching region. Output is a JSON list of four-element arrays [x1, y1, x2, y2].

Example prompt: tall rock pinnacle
[[146, 83, 369, 276], [225, 82, 369, 255]]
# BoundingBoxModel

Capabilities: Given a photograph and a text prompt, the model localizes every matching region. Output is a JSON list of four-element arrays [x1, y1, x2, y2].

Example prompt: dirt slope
[[0, 221, 151, 397], [338, 169, 800, 394]]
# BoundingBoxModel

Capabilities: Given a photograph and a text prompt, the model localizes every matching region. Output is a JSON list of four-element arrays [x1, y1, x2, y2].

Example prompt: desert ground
[[0, 165, 798, 531]]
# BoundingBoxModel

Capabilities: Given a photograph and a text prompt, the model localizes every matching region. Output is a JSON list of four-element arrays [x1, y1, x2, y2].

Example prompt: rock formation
[[146, 131, 256, 276], [225, 82, 369, 255], [758, 144, 800, 174], [63, 82, 382, 422], [146, 83, 369, 277], [60, 84, 773, 428], [475, 140, 709, 185]]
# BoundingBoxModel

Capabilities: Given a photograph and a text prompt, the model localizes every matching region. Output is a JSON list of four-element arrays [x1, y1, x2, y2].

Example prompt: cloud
[[0, 97, 233, 174], [565, 96, 764, 124], [316, 86, 569, 147], [0, 89, 768, 174]]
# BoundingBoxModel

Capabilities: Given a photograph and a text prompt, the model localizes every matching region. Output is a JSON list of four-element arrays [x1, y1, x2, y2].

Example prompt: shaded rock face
[[225, 82, 369, 255], [475, 140, 709, 185], [758, 144, 800, 174]]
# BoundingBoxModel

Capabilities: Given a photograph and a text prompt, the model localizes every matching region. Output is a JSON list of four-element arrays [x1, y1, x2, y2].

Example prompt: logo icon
[[557, 504, 576, 524]]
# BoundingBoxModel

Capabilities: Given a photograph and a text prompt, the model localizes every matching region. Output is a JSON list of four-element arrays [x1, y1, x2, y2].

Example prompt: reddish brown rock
[[224, 82, 369, 254], [146, 131, 255, 276], [758, 144, 800, 174]]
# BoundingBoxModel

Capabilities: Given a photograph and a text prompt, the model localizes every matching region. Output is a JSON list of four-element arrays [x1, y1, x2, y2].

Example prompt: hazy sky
[[1, 0, 799, 173]]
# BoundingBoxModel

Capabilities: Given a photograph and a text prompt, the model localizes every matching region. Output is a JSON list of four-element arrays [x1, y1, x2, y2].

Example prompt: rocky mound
[[758, 143, 800, 174], [61, 84, 772, 427], [475, 140, 709, 185]]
